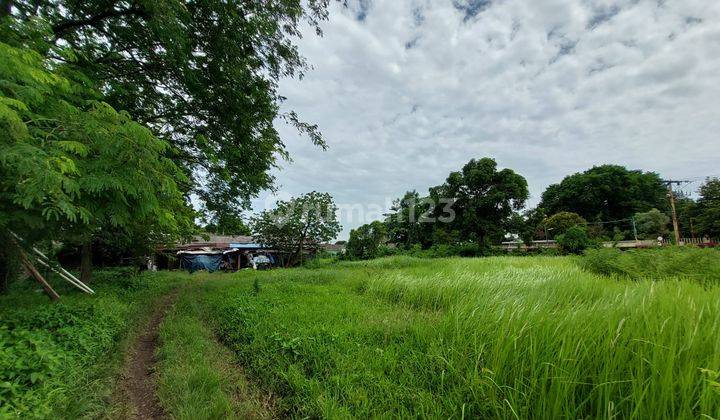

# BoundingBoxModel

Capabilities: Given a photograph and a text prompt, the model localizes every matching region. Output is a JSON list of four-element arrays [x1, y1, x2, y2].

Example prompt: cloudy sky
[[254, 0, 720, 239]]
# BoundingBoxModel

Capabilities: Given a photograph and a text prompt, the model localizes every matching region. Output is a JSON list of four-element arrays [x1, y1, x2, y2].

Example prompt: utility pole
[[631, 216, 638, 243], [662, 180, 690, 246]]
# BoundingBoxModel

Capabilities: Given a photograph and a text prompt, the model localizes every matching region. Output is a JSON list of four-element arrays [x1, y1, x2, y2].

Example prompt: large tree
[[0, 27, 193, 285], [384, 191, 434, 250], [433, 158, 528, 246], [695, 178, 720, 239], [251, 192, 340, 267], [541, 212, 587, 239], [539, 165, 667, 223], [2, 0, 330, 219], [634, 208, 670, 240]]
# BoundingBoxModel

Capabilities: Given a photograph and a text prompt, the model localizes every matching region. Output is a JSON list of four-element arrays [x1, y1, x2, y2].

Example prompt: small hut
[[156, 235, 280, 271]]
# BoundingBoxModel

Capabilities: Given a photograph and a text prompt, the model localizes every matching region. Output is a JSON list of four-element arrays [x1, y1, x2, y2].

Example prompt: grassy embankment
[[173, 253, 720, 418]]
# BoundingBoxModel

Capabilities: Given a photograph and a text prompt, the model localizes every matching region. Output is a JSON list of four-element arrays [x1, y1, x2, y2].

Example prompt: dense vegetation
[[0, 269, 180, 418], [582, 247, 720, 285], [4, 250, 720, 418], [347, 164, 720, 260]]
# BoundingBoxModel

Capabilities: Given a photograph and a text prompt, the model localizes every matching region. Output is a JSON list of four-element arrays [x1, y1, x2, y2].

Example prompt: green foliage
[[634, 208, 670, 239], [251, 192, 341, 266], [555, 226, 593, 254], [384, 158, 528, 250], [6, 0, 330, 217], [539, 165, 667, 223], [202, 213, 252, 236], [695, 178, 720, 238], [0, 270, 177, 417], [0, 28, 193, 269], [433, 157, 529, 245], [345, 221, 387, 260], [541, 211, 587, 238], [674, 195, 697, 238], [509, 207, 546, 244], [384, 191, 433, 249], [581, 247, 720, 284]]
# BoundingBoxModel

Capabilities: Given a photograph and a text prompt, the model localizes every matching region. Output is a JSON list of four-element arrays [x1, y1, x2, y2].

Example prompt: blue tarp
[[179, 254, 223, 272]]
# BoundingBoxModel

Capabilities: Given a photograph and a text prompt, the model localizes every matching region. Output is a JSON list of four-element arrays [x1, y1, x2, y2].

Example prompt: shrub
[[452, 242, 486, 257], [556, 226, 594, 254], [92, 267, 147, 290]]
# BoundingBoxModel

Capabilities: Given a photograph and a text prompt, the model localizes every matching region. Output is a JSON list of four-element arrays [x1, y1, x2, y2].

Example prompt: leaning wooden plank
[[31, 246, 83, 284], [9, 231, 95, 294], [18, 251, 60, 302], [35, 257, 95, 294]]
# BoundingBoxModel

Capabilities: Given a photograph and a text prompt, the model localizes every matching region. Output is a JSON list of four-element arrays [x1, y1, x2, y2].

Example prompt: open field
[[2, 254, 720, 418], [168, 255, 720, 418]]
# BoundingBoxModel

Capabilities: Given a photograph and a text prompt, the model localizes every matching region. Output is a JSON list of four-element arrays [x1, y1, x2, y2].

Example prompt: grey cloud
[[257, 0, 720, 239]]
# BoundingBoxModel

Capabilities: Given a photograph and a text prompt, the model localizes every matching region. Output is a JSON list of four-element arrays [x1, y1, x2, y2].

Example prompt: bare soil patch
[[120, 291, 178, 419]]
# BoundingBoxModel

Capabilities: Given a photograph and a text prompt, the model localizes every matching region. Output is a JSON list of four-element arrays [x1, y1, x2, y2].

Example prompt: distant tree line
[[346, 159, 720, 259]]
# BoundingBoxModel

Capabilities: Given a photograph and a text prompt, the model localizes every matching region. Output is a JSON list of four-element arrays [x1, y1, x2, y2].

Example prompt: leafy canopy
[[539, 165, 667, 222], [5, 0, 331, 218], [346, 220, 387, 260], [556, 226, 593, 255], [541, 212, 587, 239], [634, 208, 670, 239], [0, 23, 192, 247], [433, 158, 529, 246], [695, 178, 720, 238]]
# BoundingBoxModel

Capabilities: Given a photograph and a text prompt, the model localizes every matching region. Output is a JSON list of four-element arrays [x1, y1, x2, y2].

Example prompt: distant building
[[156, 234, 279, 271], [320, 242, 346, 256]]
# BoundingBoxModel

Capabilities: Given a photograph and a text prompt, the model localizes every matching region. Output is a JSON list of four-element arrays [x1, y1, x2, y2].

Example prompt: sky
[[253, 0, 720, 240]]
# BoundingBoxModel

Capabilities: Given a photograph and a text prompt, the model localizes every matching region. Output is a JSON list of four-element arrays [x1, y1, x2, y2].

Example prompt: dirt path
[[121, 291, 178, 419]]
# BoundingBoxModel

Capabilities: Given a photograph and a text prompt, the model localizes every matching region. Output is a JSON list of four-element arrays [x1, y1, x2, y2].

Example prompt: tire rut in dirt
[[122, 291, 178, 419]]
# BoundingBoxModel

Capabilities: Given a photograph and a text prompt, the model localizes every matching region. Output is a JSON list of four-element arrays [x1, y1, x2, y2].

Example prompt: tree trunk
[[80, 239, 93, 284]]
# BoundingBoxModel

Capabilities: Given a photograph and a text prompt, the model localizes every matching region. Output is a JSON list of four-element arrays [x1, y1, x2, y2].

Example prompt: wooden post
[[667, 184, 681, 245], [18, 251, 60, 302]]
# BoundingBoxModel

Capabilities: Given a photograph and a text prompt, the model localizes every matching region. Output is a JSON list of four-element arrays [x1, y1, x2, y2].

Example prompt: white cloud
[[255, 0, 720, 239]]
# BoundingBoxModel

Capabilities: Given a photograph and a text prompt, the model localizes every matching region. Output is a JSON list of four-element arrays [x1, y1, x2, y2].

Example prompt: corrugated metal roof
[[172, 234, 262, 251]]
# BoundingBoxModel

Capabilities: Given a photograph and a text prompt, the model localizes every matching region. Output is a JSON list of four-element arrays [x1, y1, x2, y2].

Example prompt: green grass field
[[161, 255, 720, 419], [3, 254, 720, 418]]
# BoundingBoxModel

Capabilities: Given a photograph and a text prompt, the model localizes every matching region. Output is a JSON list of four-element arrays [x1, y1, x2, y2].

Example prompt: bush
[[452, 242, 487, 257], [541, 212, 587, 238], [92, 267, 147, 290], [556, 226, 594, 254], [581, 247, 720, 284], [0, 300, 131, 417]]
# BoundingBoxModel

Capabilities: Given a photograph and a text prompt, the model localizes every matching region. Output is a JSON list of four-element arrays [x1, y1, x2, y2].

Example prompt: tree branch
[[52, 6, 147, 37]]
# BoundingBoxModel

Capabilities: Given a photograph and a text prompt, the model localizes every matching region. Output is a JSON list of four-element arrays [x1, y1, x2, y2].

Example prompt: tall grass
[[196, 256, 720, 418], [155, 274, 273, 419], [582, 247, 720, 284]]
